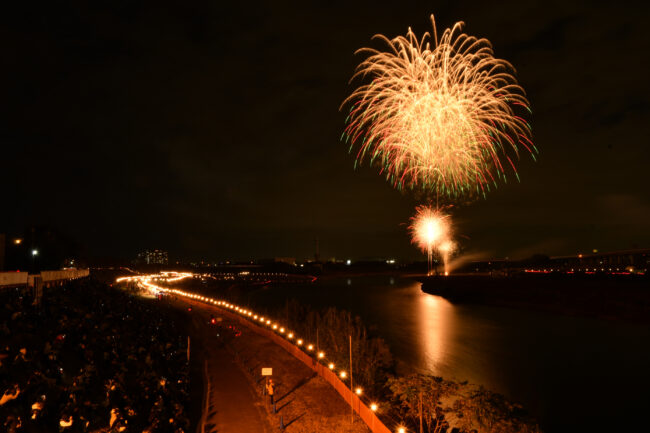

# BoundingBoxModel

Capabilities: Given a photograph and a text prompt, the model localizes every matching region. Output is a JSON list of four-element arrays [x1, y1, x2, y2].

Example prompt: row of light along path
[[115, 272, 411, 432]]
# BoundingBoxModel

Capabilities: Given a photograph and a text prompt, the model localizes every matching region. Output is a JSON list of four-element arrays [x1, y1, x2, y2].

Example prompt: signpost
[[262, 368, 272, 396]]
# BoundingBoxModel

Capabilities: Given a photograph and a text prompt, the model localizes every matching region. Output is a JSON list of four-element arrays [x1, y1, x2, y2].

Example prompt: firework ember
[[343, 15, 536, 200]]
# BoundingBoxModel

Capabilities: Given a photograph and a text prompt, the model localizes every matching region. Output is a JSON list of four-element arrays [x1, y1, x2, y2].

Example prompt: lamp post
[[31, 249, 38, 273]]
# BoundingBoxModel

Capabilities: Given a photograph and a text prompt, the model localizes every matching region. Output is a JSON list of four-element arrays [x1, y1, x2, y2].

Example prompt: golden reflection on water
[[417, 292, 454, 374]]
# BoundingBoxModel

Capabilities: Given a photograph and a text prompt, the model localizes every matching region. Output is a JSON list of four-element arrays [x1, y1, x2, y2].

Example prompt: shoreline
[[420, 274, 650, 323]]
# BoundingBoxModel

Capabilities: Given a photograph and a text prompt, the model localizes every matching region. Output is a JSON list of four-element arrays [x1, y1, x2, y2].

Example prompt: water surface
[[242, 275, 650, 431]]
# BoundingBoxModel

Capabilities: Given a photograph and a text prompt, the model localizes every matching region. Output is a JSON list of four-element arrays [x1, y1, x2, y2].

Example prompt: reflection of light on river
[[417, 292, 454, 373]]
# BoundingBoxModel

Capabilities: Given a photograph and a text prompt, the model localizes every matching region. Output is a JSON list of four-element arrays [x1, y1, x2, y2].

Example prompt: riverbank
[[420, 273, 650, 322], [135, 272, 650, 432]]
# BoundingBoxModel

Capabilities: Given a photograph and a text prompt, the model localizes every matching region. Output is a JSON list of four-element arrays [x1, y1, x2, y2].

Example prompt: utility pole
[[419, 390, 423, 433], [349, 335, 353, 424]]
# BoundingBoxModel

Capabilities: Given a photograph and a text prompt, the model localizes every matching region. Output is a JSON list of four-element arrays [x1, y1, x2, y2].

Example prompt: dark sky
[[2, 0, 649, 262]]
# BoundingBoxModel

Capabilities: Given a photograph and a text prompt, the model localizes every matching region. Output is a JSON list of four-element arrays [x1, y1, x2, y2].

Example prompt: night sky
[[3, 1, 649, 262]]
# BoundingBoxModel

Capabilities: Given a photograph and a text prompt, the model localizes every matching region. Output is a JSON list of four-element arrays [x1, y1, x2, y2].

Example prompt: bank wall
[[0, 269, 89, 287]]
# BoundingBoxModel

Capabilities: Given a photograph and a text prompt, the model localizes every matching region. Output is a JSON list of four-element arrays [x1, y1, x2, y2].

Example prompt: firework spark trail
[[343, 15, 535, 200], [438, 240, 456, 275]]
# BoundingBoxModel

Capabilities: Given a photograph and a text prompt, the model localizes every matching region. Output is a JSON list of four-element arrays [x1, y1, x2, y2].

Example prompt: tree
[[463, 386, 541, 433], [389, 375, 541, 433], [388, 374, 458, 433]]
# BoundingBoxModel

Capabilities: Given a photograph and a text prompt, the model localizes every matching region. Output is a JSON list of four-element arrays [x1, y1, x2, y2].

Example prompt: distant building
[[137, 249, 169, 265], [274, 257, 296, 266], [63, 258, 77, 269]]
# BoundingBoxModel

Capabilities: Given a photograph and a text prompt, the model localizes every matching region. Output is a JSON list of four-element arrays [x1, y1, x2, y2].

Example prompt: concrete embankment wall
[[216, 306, 392, 433], [0, 271, 29, 287], [0, 269, 89, 287], [39, 269, 90, 283]]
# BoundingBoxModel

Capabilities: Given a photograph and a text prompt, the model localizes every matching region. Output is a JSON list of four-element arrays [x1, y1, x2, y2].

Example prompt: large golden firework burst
[[342, 15, 536, 200]]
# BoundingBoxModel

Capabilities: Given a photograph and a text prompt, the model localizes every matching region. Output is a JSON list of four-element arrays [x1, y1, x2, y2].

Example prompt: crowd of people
[[0, 278, 190, 432]]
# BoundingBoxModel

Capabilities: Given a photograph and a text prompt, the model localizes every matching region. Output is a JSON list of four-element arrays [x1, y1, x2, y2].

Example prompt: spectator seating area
[[0, 278, 190, 432]]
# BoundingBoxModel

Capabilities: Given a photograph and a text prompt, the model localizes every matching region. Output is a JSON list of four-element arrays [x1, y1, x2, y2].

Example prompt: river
[[241, 275, 650, 432]]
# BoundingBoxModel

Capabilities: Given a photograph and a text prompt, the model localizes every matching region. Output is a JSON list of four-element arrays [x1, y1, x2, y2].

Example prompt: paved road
[[182, 297, 273, 433]]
